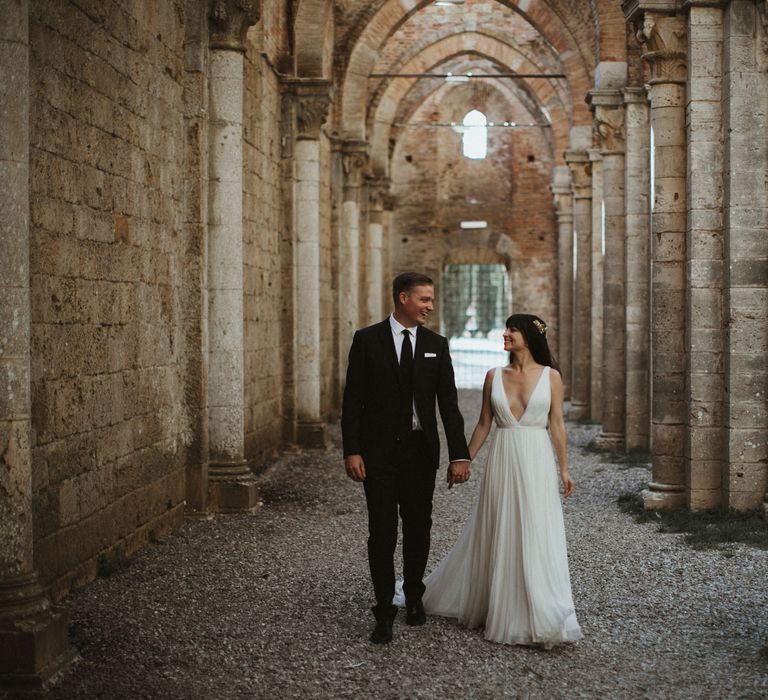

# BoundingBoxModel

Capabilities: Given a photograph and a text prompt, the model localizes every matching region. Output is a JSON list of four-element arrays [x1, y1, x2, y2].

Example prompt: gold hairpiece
[[532, 319, 547, 336]]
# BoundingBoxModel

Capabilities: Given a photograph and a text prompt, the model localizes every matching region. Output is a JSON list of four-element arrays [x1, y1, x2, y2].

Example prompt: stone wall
[[28, 0, 188, 598]]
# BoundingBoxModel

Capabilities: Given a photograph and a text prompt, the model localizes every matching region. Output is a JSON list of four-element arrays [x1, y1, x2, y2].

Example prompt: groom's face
[[399, 285, 434, 327]]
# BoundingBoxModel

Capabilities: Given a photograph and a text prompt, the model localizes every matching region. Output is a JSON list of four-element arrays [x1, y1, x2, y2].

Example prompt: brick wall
[[28, 0, 188, 598], [391, 82, 557, 343]]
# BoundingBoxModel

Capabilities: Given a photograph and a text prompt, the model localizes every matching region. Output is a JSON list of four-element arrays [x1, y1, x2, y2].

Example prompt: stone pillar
[[381, 194, 395, 315], [339, 140, 367, 386], [206, 0, 260, 511], [627, 4, 688, 508], [565, 150, 592, 420], [588, 148, 604, 423], [589, 90, 627, 450], [551, 167, 573, 400], [623, 87, 651, 451], [722, 0, 768, 510], [366, 178, 389, 323], [685, 1, 725, 509], [292, 79, 333, 447], [0, 2, 75, 689]]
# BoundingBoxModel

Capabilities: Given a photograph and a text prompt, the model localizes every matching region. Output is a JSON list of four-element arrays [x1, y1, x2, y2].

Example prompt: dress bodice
[[491, 366, 551, 429]]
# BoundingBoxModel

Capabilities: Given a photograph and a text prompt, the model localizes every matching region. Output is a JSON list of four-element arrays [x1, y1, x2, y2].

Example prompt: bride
[[406, 313, 582, 647]]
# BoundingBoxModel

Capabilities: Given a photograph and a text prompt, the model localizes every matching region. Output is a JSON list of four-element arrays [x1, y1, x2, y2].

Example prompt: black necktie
[[400, 329, 414, 434]]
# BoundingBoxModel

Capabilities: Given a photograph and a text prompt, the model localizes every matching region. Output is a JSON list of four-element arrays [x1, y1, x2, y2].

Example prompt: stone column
[[381, 194, 395, 314], [339, 140, 367, 387], [565, 150, 593, 420], [0, 2, 75, 688], [685, 1, 725, 509], [627, 4, 688, 508], [366, 178, 389, 323], [551, 166, 573, 400], [292, 79, 333, 447], [206, 0, 260, 512], [623, 87, 651, 451], [589, 90, 627, 450], [722, 0, 768, 510], [588, 148, 604, 423]]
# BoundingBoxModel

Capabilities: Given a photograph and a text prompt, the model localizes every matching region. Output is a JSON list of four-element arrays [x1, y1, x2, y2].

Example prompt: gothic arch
[[294, 0, 334, 77]]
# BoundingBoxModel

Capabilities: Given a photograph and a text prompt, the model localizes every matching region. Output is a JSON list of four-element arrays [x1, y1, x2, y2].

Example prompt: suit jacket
[[341, 318, 470, 470]]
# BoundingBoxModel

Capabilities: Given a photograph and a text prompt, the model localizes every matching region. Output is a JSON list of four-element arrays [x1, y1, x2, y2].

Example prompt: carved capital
[[587, 90, 626, 154], [633, 12, 687, 84], [564, 150, 592, 199], [368, 177, 391, 212], [293, 80, 334, 140], [341, 140, 369, 189], [209, 0, 260, 51]]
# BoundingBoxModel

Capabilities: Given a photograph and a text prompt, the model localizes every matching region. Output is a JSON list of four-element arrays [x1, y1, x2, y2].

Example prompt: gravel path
[[39, 390, 767, 699]]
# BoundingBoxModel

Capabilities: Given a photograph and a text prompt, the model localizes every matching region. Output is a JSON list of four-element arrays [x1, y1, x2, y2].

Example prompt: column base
[[0, 574, 77, 693], [568, 401, 590, 420], [297, 421, 326, 449], [641, 482, 686, 510], [208, 460, 260, 514], [594, 431, 625, 451]]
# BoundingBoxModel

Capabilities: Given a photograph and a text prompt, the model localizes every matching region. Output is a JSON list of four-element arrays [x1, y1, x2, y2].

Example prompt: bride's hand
[[560, 472, 574, 498]]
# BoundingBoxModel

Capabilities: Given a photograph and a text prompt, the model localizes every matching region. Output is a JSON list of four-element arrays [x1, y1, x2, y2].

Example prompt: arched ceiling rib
[[335, 0, 596, 139]]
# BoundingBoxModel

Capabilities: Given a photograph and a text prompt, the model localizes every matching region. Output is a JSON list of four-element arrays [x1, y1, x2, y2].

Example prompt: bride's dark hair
[[506, 314, 559, 371]]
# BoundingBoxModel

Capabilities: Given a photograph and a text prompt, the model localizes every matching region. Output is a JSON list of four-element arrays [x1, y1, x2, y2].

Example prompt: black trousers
[[363, 431, 437, 608]]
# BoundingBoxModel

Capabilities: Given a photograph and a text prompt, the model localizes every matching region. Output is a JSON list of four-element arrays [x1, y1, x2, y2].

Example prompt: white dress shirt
[[389, 314, 422, 430]]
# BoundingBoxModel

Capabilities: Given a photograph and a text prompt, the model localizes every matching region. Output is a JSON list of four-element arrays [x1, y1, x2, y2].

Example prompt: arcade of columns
[[0, 0, 767, 690]]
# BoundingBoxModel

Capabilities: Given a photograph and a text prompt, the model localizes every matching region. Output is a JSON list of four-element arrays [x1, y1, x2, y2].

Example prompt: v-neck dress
[[420, 366, 582, 646]]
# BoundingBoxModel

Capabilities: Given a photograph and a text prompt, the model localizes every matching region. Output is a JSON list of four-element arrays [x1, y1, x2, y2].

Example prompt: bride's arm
[[466, 368, 495, 460], [548, 370, 574, 497]]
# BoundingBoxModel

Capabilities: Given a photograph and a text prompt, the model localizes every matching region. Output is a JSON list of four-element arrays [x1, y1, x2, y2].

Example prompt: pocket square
[[424, 352, 437, 358]]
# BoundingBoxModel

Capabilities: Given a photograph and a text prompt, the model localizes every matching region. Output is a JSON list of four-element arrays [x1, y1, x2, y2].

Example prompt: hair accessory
[[532, 319, 547, 336]]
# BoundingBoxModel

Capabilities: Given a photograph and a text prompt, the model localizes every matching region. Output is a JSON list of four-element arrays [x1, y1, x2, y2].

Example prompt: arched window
[[462, 109, 487, 159]]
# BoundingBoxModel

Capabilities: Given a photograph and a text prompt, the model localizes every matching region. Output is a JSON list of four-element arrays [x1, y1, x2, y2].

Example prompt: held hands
[[560, 470, 574, 498], [345, 454, 366, 482], [447, 461, 471, 489]]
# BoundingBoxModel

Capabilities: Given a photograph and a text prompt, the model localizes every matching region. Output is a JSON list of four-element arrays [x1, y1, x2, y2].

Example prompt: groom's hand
[[345, 454, 366, 482], [447, 460, 470, 489]]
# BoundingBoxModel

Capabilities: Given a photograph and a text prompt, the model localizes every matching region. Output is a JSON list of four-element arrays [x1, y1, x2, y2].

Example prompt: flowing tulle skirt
[[416, 426, 582, 646]]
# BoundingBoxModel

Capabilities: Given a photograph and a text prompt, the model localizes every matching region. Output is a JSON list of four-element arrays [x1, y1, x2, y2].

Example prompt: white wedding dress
[[398, 366, 582, 646]]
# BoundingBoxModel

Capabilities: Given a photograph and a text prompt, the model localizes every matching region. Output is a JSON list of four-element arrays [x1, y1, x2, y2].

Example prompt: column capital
[[627, 9, 687, 85], [282, 78, 334, 140], [368, 177, 391, 212], [587, 89, 626, 154], [622, 0, 682, 22], [208, 0, 260, 51], [564, 150, 593, 198], [622, 86, 649, 104], [340, 139, 370, 188]]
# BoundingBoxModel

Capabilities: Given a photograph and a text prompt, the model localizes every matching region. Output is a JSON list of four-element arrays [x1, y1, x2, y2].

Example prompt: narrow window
[[462, 109, 487, 159]]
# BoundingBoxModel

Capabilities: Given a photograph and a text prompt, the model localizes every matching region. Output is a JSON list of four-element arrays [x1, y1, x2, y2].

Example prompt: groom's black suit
[[342, 318, 469, 607]]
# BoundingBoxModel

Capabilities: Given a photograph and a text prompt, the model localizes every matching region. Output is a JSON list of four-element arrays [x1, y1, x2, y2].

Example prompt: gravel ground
[[36, 390, 767, 699]]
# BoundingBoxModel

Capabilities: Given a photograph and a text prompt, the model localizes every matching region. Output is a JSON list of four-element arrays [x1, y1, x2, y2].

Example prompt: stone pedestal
[[565, 150, 593, 420], [291, 79, 333, 448], [206, 4, 260, 511], [589, 89, 627, 450], [0, 3, 76, 689], [623, 87, 651, 451], [551, 167, 573, 400], [627, 4, 688, 508]]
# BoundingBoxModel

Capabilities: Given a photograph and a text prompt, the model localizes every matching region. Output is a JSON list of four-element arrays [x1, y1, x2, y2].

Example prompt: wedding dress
[[399, 366, 582, 646]]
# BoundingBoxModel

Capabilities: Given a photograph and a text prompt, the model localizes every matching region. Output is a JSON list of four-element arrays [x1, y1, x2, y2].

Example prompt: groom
[[342, 272, 471, 644]]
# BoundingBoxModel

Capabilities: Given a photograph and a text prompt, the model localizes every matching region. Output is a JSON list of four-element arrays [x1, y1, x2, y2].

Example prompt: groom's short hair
[[392, 272, 434, 305]]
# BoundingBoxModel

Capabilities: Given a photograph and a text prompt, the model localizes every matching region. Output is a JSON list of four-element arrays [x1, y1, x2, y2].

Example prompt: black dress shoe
[[370, 605, 397, 644], [406, 598, 426, 626]]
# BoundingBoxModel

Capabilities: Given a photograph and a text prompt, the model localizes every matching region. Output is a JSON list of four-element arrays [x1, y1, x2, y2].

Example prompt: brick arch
[[593, 0, 627, 62], [294, 0, 333, 77], [338, 0, 594, 139], [368, 33, 570, 174]]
